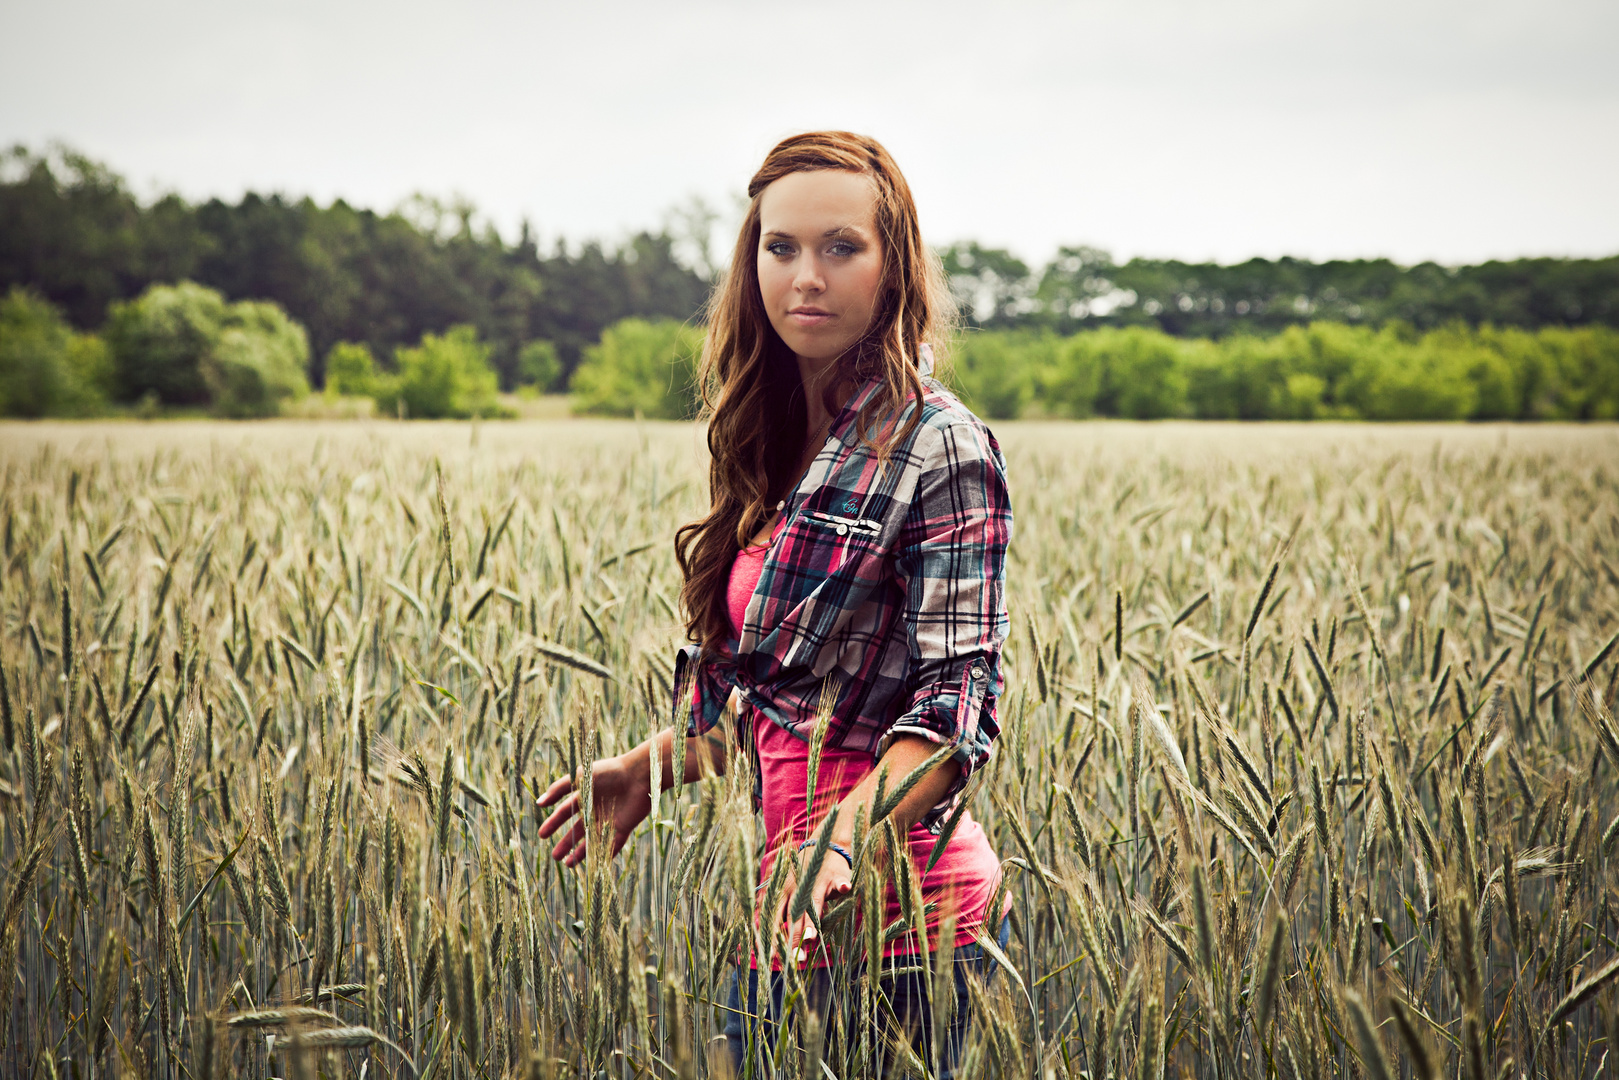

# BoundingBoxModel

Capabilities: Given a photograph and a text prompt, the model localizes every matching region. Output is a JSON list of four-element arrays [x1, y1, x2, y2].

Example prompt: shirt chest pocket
[[771, 509, 885, 594]]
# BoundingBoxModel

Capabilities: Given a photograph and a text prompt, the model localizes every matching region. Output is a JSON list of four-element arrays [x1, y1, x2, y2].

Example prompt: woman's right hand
[[535, 753, 651, 867]]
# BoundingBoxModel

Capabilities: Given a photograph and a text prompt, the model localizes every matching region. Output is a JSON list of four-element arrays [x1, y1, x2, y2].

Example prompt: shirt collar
[[827, 344, 933, 447]]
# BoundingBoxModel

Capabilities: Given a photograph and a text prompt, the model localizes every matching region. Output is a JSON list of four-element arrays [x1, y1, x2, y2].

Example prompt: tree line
[[940, 243, 1619, 337], [2, 143, 1617, 421], [0, 144, 709, 392]]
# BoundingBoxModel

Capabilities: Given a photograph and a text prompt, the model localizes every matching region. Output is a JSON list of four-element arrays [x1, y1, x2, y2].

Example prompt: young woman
[[536, 130, 1013, 1076]]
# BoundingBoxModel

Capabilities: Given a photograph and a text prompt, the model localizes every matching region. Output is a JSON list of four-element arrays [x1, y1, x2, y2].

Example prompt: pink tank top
[[726, 522, 1005, 969]]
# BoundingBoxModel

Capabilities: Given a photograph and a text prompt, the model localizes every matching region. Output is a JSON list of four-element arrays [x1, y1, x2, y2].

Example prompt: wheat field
[[1, 418, 1617, 1079]]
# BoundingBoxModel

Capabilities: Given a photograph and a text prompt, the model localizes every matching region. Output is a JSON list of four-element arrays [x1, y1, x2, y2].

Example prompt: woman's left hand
[[778, 844, 853, 966]]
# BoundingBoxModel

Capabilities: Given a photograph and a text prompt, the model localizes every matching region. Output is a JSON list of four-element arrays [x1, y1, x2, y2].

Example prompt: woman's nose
[[793, 256, 825, 294]]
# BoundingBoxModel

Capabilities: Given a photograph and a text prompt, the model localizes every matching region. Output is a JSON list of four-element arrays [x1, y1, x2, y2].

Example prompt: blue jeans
[[721, 914, 1011, 1079]]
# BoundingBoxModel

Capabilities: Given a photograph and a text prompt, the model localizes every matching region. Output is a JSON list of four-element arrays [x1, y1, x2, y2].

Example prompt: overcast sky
[[3, 0, 1616, 267]]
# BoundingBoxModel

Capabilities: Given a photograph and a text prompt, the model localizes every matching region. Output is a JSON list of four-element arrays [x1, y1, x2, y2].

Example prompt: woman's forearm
[[618, 726, 729, 794], [827, 734, 961, 846]]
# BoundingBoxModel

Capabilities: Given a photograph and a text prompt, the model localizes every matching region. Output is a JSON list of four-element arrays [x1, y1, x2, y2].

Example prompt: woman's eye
[[765, 241, 793, 257], [828, 242, 856, 257]]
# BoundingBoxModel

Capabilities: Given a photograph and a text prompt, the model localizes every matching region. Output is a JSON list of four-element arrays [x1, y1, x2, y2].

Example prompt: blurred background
[[2, 0, 1616, 422]]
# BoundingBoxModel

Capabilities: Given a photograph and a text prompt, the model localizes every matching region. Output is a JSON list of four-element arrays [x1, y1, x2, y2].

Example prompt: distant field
[[1, 419, 1617, 1078]]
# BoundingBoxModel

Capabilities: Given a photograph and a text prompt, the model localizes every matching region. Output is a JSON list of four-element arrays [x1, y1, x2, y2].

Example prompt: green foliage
[[1338, 330, 1476, 421], [7, 143, 1617, 425], [945, 321, 1619, 421], [570, 318, 703, 419], [104, 280, 227, 406], [950, 332, 1043, 420], [0, 146, 203, 330], [0, 288, 110, 417], [204, 301, 310, 417], [2, 145, 711, 388], [381, 324, 506, 419], [12, 143, 1617, 409], [942, 242, 1035, 324], [1042, 334, 1104, 417], [1089, 326, 1189, 419], [64, 335, 114, 412], [324, 341, 379, 397], [517, 339, 561, 392], [102, 281, 310, 416], [328, 331, 510, 419], [1538, 325, 1619, 420], [937, 240, 1619, 337]]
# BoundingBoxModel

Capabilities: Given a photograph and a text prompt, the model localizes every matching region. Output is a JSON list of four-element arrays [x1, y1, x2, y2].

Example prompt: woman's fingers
[[787, 915, 810, 962], [772, 868, 797, 949], [549, 818, 587, 863], [540, 762, 645, 866], [535, 772, 574, 809], [785, 864, 853, 963], [547, 811, 591, 866], [810, 868, 851, 919], [535, 791, 579, 839], [791, 920, 816, 964]]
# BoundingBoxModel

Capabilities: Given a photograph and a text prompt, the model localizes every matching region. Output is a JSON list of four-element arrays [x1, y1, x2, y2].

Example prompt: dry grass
[[0, 418, 1617, 1079]]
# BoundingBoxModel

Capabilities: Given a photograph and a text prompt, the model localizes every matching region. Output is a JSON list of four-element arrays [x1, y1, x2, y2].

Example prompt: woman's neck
[[796, 353, 849, 438], [784, 352, 852, 496]]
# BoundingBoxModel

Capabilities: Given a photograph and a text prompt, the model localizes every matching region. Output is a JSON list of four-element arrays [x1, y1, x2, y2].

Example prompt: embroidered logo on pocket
[[800, 510, 881, 538]]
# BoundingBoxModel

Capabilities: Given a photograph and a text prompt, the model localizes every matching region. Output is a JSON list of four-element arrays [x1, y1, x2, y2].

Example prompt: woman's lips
[[787, 310, 834, 328]]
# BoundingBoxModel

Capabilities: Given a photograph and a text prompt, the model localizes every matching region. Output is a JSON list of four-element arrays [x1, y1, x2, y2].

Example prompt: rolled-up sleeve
[[673, 643, 736, 738], [878, 419, 1013, 829]]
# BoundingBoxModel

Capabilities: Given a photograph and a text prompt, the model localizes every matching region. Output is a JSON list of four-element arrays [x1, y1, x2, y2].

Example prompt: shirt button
[[836, 524, 848, 536], [970, 664, 986, 680]]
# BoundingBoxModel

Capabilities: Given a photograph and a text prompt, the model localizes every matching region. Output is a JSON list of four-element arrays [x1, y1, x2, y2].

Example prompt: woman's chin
[[781, 337, 854, 366]]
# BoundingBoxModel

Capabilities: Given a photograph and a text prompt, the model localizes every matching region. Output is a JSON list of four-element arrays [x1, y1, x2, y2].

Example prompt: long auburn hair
[[674, 131, 956, 655]]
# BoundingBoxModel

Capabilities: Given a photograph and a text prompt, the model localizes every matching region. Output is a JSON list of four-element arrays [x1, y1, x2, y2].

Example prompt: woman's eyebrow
[[761, 225, 869, 240]]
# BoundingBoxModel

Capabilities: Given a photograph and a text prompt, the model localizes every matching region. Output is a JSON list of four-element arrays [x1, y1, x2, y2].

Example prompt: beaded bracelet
[[797, 838, 854, 869]]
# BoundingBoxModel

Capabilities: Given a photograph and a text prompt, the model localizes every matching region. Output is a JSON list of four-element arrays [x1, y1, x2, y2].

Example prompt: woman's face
[[756, 169, 885, 365]]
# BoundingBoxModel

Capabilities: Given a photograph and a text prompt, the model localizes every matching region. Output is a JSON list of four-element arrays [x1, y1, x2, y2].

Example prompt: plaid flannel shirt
[[674, 351, 1013, 831]]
